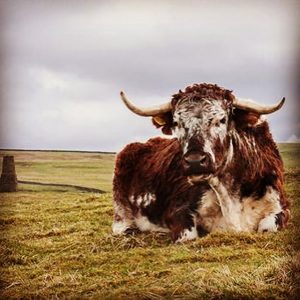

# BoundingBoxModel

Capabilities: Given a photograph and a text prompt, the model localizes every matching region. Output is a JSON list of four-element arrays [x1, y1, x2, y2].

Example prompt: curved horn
[[233, 97, 285, 114], [120, 91, 172, 117]]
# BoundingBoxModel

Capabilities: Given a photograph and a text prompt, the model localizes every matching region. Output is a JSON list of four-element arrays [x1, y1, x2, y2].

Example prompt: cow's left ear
[[232, 109, 261, 129], [151, 112, 174, 135]]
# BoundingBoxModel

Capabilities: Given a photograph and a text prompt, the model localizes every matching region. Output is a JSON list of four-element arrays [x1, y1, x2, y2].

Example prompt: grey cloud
[[0, 0, 299, 151]]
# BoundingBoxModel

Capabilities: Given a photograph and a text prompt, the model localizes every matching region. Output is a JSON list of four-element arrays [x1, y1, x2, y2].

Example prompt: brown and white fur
[[112, 83, 290, 242]]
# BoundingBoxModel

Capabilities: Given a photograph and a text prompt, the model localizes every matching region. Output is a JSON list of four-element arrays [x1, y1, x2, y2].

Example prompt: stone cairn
[[0, 156, 18, 192]]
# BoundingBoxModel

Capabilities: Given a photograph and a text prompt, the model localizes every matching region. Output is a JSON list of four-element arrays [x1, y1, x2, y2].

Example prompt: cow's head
[[120, 83, 284, 184]]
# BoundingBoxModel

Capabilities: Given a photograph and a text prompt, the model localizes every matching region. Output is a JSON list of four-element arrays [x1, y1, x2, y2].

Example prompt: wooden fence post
[[0, 156, 18, 192]]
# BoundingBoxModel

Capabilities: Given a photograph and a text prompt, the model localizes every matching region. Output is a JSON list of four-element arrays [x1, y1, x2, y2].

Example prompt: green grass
[[0, 145, 299, 299], [0, 150, 115, 192]]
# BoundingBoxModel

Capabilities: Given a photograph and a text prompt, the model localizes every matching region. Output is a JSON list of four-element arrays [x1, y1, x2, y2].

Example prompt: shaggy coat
[[113, 83, 290, 242]]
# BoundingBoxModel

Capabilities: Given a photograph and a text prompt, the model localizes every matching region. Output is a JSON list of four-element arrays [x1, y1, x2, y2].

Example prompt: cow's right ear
[[151, 112, 174, 135]]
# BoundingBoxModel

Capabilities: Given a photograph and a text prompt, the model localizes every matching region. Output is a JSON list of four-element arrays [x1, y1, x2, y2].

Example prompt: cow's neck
[[221, 124, 283, 194]]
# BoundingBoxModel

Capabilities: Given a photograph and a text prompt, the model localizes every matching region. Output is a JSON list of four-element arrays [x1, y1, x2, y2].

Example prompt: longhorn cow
[[112, 83, 290, 242]]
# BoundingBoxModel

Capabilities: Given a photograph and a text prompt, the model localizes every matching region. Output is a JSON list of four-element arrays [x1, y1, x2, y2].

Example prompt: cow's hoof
[[112, 220, 134, 235], [258, 214, 277, 232], [175, 227, 198, 243], [276, 209, 290, 229]]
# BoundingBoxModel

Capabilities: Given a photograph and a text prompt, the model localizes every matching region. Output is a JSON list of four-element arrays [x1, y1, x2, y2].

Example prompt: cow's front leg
[[256, 187, 286, 232], [257, 214, 277, 232], [175, 225, 198, 243], [275, 209, 290, 230], [112, 202, 134, 235], [166, 209, 198, 243], [257, 210, 289, 232]]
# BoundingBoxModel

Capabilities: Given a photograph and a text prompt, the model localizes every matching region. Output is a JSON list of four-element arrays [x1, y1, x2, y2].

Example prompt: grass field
[[0, 144, 299, 299]]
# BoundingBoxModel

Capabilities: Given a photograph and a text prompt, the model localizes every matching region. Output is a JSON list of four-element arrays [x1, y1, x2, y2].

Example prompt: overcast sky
[[0, 0, 299, 151]]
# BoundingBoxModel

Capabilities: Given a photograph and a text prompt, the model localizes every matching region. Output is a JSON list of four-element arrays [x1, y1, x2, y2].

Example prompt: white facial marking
[[173, 99, 229, 161]]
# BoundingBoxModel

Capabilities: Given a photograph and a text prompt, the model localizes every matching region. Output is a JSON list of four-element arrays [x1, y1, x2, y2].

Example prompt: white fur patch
[[112, 202, 134, 234], [176, 227, 198, 243], [129, 195, 135, 203], [197, 182, 282, 233], [208, 178, 242, 231], [135, 214, 169, 233], [136, 196, 143, 206], [173, 99, 229, 157], [241, 187, 281, 231], [172, 125, 185, 141], [129, 193, 156, 207], [258, 214, 278, 232], [112, 220, 133, 235], [224, 139, 234, 167]]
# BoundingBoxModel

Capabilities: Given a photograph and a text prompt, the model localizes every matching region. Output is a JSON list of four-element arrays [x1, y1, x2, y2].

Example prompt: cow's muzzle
[[182, 151, 214, 183]]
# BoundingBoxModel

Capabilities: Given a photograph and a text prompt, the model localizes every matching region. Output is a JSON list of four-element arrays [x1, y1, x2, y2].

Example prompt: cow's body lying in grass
[[112, 83, 290, 242]]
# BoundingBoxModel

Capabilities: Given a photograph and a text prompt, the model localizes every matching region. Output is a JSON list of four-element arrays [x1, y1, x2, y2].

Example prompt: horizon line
[[0, 142, 299, 154], [0, 148, 116, 154]]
